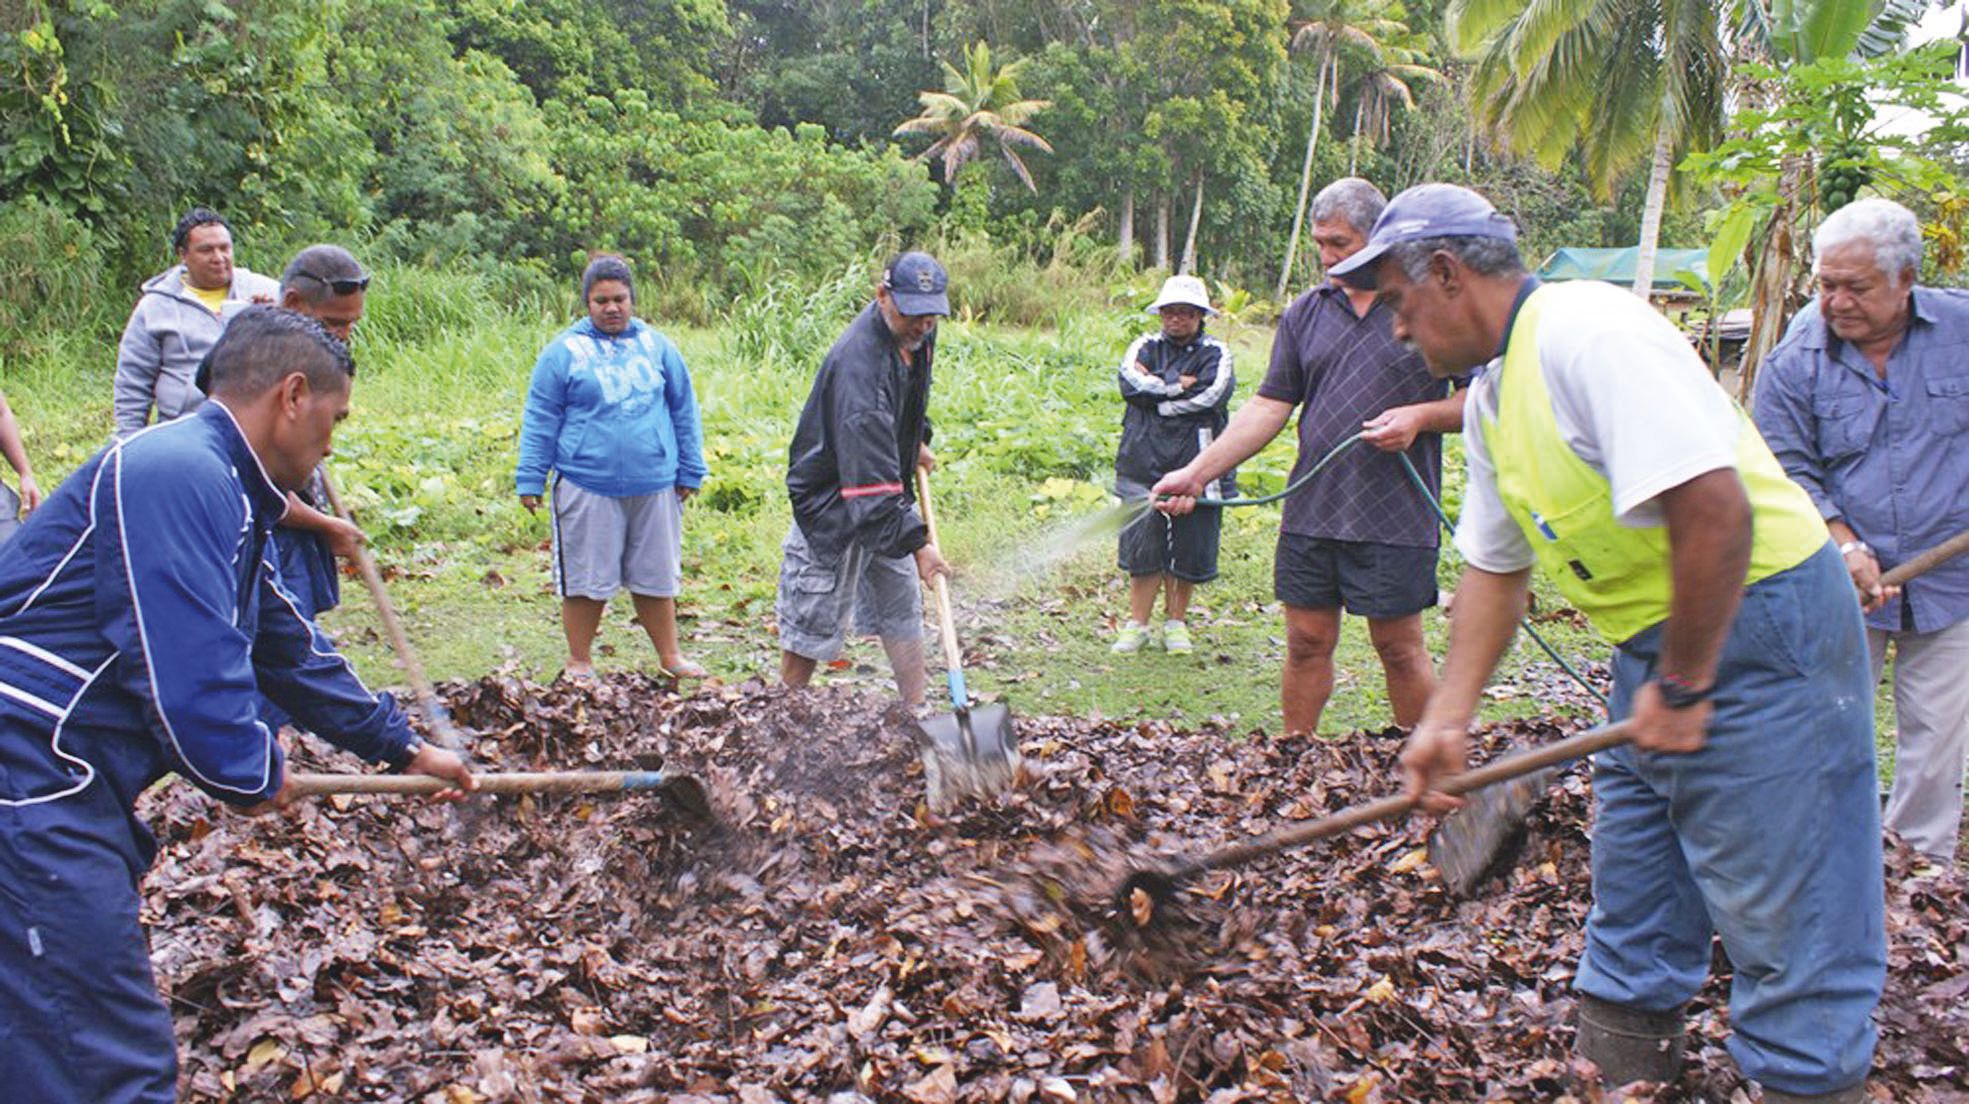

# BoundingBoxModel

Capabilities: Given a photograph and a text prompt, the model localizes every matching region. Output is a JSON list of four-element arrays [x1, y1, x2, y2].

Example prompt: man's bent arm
[[1407, 390, 1467, 434], [1655, 468, 1754, 688], [1421, 565, 1531, 730], [1403, 564, 1531, 806]]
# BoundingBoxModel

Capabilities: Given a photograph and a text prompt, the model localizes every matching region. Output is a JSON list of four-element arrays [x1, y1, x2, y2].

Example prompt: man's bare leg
[[881, 634, 929, 707], [781, 650, 818, 688], [1282, 604, 1342, 735], [1366, 612, 1436, 727]]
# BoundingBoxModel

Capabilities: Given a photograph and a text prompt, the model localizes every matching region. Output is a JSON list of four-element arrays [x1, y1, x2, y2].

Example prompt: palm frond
[[1449, 0, 1538, 53], [999, 143, 1040, 192], [1506, 0, 1610, 74]]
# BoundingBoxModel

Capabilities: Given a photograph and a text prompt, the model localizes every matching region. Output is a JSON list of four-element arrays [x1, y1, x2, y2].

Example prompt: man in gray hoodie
[[112, 207, 279, 437]]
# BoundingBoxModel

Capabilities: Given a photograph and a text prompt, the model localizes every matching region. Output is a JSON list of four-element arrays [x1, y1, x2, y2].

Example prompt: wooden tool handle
[[288, 770, 672, 796], [318, 468, 464, 748], [914, 466, 965, 679], [1179, 721, 1635, 879], [1880, 527, 1969, 588]]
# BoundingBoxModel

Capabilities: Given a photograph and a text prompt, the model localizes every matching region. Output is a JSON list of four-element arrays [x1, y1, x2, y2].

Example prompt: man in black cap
[[778, 252, 953, 705], [1335, 183, 1881, 1102]]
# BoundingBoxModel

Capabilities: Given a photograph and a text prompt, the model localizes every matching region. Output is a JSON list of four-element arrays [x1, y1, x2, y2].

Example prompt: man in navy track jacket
[[0, 307, 473, 1102]]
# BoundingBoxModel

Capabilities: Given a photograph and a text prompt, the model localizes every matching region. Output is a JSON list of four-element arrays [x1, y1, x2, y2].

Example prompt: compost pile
[[141, 675, 1968, 1103]]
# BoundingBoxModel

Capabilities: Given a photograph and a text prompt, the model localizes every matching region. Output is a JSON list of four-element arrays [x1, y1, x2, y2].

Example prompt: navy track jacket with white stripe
[[0, 402, 415, 820]]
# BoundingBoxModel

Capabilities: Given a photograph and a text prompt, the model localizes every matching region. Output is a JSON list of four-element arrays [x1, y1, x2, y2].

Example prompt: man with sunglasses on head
[[187, 246, 375, 733], [114, 207, 279, 437], [266, 245, 374, 624]]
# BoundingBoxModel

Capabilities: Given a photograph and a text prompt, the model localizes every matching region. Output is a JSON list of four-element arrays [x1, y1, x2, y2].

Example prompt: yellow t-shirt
[[188, 283, 228, 314]]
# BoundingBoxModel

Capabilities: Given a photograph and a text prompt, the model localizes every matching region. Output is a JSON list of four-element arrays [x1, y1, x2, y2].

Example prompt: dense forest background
[[2, 0, 1964, 346]]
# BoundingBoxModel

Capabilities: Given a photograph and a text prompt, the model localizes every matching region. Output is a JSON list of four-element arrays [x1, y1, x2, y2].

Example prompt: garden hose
[[1163, 432, 1612, 716]]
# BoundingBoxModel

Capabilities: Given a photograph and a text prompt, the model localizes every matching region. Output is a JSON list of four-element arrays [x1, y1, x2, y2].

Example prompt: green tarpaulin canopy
[[1536, 246, 1711, 291]]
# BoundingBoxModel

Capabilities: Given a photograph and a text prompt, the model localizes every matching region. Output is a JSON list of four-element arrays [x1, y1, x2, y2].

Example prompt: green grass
[[0, 272, 1893, 751]]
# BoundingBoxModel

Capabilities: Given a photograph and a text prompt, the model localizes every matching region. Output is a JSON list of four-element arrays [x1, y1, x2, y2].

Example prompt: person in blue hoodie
[[516, 255, 709, 681], [0, 306, 473, 1103]]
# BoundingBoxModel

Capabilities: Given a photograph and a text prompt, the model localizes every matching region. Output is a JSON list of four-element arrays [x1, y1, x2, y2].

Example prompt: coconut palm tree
[[1449, 0, 1727, 296], [1276, 0, 1414, 299], [893, 41, 1054, 192], [1342, 29, 1442, 172]]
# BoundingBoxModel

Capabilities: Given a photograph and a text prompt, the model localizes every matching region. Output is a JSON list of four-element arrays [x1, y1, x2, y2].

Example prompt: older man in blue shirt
[[1754, 197, 1969, 863]]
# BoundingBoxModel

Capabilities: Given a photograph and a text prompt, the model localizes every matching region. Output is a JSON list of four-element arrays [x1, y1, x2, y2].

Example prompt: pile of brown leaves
[[140, 675, 1967, 1103]]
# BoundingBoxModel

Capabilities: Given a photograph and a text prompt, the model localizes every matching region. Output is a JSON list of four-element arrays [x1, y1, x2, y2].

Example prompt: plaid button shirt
[[1259, 283, 1458, 547]]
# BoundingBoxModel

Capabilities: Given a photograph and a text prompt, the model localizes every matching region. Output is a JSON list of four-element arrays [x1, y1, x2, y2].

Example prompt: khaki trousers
[[1869, 618, 1969, 861]]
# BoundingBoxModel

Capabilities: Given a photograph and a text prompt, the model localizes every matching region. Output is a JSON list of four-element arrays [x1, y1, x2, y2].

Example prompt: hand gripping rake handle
[[1147, 722, 1635, 889]]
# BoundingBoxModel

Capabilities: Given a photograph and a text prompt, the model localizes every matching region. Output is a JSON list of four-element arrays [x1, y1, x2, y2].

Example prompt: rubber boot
[[1574, 994, 1686, 1086], [1761, 1085, 1869, 1104]]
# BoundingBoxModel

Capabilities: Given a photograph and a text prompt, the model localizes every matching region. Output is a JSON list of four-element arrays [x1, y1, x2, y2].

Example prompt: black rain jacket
[[786, 303, 934, 561]]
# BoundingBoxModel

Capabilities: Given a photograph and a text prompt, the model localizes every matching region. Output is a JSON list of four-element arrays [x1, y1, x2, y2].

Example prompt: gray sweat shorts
[[775, 523, 923, 661], [551, 479, 684, 600]]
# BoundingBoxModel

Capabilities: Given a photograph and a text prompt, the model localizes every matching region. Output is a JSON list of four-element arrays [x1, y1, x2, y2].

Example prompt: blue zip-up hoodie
[[515, 318, 708, 498], [0, 402, 417, 822]]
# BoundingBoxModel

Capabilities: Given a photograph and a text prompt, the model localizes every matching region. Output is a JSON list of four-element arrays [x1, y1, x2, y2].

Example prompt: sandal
[[660, 659, 709, 680]]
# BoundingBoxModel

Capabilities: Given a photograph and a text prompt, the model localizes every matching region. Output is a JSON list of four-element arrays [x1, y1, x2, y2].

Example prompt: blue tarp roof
[[1537, 246, 1711, 290]]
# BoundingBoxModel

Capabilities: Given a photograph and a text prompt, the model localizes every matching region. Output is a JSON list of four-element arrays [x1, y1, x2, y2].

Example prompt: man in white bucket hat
[[1111, 274, 1237, 654]]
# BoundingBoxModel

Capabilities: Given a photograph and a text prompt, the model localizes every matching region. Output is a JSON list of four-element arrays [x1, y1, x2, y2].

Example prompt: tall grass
[[0, 198, 120, 360]]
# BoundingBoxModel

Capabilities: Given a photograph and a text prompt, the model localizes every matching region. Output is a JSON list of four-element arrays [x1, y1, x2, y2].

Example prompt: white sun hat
[[1145, 274, 1218, 315]]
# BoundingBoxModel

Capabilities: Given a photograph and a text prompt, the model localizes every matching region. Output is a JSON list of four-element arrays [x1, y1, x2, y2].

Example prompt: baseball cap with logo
[[1327, 183, 1518, 289], [882, 251, 951, 316]]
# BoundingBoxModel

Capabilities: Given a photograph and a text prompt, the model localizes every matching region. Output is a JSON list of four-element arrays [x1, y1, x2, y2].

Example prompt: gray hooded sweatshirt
[[113, 263, 280, 437]]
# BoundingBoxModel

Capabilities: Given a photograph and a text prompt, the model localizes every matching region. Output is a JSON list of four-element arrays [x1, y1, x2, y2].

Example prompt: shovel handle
[[913, 466, 968, 704], [1880, 527, 1969, 588], [319, 468, 466, 750], [1174, 721, 1635, 881], [287, 770, 676, 797]]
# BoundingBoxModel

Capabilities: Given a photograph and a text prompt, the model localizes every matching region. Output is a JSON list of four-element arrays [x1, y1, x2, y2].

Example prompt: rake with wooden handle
[[311, 469, 712, 821], [1115, 722, 1633, 920], [287, 769, 713, 818], [319, 468, 466, 750]]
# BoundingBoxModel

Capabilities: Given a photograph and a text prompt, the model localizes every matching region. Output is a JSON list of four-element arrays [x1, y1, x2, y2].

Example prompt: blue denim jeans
[[1577, 542, 1885, 1094]]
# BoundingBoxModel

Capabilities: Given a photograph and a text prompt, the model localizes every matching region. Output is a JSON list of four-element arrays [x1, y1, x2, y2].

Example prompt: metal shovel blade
[[914, 702, 1020, 807]]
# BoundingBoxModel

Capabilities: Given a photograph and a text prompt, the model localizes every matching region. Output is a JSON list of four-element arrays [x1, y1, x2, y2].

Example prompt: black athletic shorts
[[1274, 532, 1439, 618], [1117, 504, 1222, 583]]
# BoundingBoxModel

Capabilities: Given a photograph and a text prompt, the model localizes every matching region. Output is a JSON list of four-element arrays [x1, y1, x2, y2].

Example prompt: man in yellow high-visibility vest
[[1329, 184, 1884, 1102]]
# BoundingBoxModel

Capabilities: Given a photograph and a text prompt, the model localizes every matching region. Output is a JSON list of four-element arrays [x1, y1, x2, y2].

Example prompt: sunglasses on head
[[298, 269, 371, 296]]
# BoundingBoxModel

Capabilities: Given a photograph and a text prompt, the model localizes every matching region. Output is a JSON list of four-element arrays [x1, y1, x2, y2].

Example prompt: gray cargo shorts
[[775, 523, 923, 661]]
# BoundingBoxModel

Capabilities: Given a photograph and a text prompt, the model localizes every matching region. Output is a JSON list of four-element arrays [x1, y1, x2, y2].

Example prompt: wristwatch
[[1654, 674, 1713, 710], [1838, 540, 1872, 558]]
